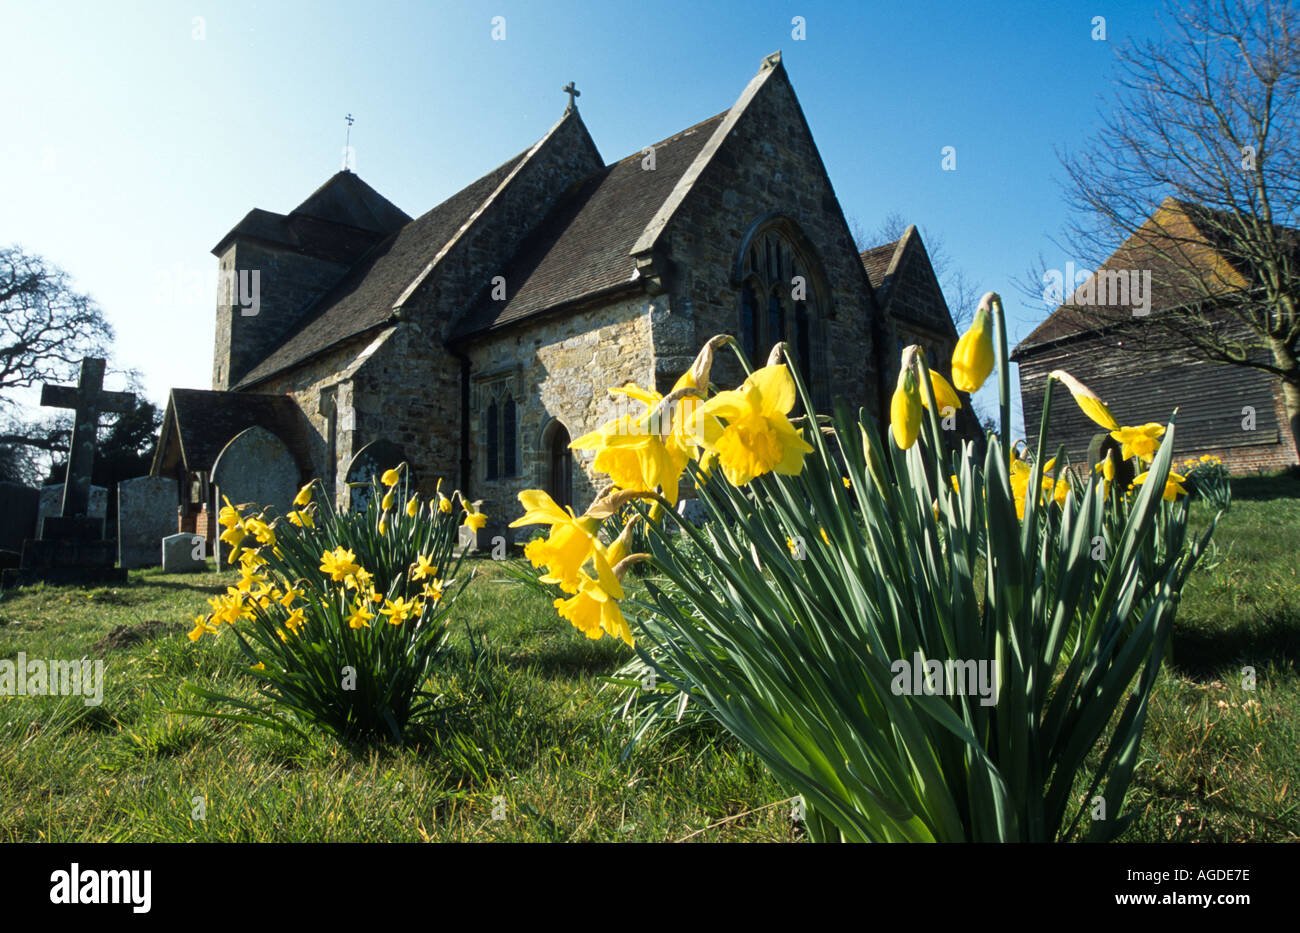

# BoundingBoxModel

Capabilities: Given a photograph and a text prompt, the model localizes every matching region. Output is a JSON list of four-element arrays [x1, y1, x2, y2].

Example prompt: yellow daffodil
[[293, 483, 313, 507], [922, 369, 962, 414], [380, 596, 420, 626], [571, 350, 714, 507], [244, 517, 275, 547], [463, 500, 487, 531], [1009, 454, 1058, 520], [219, 522, 247, 550], [287, 509, 315, 529], [187, 614, 216, 641], [344, 567, 373, 592], [346, 600, 375, 629], [278, 586, 303, 609], [217, 497, 242, 530], [890, 362, 923, 450], [421, 579, 445, 602], [819, 527, 831, 546], [509, 490, 621, 596], [250, 661, 266, 671], [406, 495, 420, 518], [689, 364, 813, 486], [320, 547, 360, 582], [1050, 370, 1119, 431], [378, 516, 388, 536], [842, 476, 851, 489], [284, 607, 306, 635], [1132, 469, 1188, 501], [381, 468, 401, 486], [1110, 423, 1166, 463], [554, 579, 633, 646], [410, 554, 438, 581], [951, 302, 995, 393], [380, 490, 395, 512]]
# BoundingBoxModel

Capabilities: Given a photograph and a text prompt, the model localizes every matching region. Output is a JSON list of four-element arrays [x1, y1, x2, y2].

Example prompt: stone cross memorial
[[1, 358, 135, 588]]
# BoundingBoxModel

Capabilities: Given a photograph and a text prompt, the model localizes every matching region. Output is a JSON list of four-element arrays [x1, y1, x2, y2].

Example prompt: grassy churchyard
[[0, 470, 1296, 843]]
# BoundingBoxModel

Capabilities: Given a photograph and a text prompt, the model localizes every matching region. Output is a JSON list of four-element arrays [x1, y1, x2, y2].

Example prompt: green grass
[[0, 472, 1296, 842]]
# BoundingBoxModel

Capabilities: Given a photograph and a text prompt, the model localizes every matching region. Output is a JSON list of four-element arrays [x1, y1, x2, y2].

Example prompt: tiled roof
[[151, 388, 311, 476], [859, 239, 900, 291], [1011, 200, 1298, 359], [234, 149, 530, 387], [451, 112, 728, 339]]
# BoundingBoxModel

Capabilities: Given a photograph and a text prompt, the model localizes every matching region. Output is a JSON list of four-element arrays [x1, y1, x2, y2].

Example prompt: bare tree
[[0, 245, 120, 482], [0, 245, 114, 400], [1056, 0, 1300, 451]]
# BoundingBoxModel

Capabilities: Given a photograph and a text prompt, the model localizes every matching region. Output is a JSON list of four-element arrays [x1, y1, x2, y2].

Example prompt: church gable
[[639, 53, 877, 406], [450, 111, 726, 339]]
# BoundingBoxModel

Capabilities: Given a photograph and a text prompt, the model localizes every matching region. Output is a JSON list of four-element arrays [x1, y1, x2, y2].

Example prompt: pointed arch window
[[740, 282, 759, 363], [733, 216, 831, 408], [503, 399, 517, 477], [486, 400, 499, 480]]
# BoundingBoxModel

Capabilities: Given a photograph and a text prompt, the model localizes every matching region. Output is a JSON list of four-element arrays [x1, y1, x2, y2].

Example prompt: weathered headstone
[[162, 532, 207, 573], [118, 475, 179, 568], [0, 483, 41, 553], [211, 426, 299, 566], [2, 358, 135, 588], [37, 483, 108, 539], [345, 440, 410, 512]]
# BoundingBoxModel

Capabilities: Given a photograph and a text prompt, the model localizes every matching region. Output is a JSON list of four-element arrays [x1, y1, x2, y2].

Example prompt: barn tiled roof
[[234, 149, 531, 388], [151, 388, 311, 477], [1010, 199, 1299, 359], [450, 112, 728, 339]]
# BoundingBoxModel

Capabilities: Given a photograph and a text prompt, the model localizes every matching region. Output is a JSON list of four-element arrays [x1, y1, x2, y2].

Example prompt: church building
[[151, 52, 966, 542]]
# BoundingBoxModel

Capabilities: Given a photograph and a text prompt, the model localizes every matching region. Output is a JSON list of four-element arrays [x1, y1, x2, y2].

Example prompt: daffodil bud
[[952, 303, 995, 393], [1050, 370, 1119, 431], [890, 364, 923, 450]]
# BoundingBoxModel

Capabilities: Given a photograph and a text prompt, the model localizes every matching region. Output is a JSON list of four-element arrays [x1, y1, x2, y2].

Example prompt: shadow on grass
[[1169, 609, 1300, 680], [1127, 774, 1300, 841], [1229, 467, 1300, 502]]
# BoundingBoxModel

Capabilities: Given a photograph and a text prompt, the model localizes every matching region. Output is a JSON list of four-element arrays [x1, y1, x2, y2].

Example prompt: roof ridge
[[606, 110, 730, 168], [631, 52, 786, 257], [393, 107, 593, 311]]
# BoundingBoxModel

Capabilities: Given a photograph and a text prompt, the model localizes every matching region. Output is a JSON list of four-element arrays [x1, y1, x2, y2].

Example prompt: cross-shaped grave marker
[[40, 358, 135, 519]]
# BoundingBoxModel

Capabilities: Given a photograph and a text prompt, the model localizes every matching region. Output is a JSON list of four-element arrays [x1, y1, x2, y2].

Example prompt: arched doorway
[[544, 421, 573, 510]]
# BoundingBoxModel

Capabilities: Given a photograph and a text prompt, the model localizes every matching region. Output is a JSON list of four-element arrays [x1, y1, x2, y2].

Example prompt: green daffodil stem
[[990, 293, 1011, 453]]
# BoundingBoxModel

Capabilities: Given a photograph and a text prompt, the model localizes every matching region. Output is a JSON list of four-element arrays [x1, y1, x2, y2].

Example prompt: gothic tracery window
[[736, 222, 827, 408], [483, 388, 518, 481]]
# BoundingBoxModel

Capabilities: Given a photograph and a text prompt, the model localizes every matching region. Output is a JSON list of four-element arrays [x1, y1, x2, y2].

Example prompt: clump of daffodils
[[188, 465, 479, 744], [513, 336, 811, 645]]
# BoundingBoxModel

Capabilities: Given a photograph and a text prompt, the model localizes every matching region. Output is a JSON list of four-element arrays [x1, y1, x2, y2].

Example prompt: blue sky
[[0, 0, 1168, 433]]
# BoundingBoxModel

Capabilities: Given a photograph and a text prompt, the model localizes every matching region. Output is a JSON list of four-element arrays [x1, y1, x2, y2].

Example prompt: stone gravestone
[[117, 475, 179, 569], [211, 426, 299, 566], [37, 483, 108, 538], [162, 532, 207, 573], [2, 358, 135, 588], [0, 483, 41, 556], [345, 440, 410, 512]]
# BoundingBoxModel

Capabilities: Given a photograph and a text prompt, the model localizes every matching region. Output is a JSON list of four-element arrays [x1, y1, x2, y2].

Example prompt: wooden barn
[[1012, 199, 1299, 475]]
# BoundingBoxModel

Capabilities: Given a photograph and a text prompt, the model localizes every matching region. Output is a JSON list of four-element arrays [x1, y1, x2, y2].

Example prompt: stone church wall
[[464, 293, 655, 533], [212, 241, 353, 390]]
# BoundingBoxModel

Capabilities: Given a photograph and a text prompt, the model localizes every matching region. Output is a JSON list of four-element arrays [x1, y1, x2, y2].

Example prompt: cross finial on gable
[[342, 113, 355, 172], [562, 81, 580, 112]]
